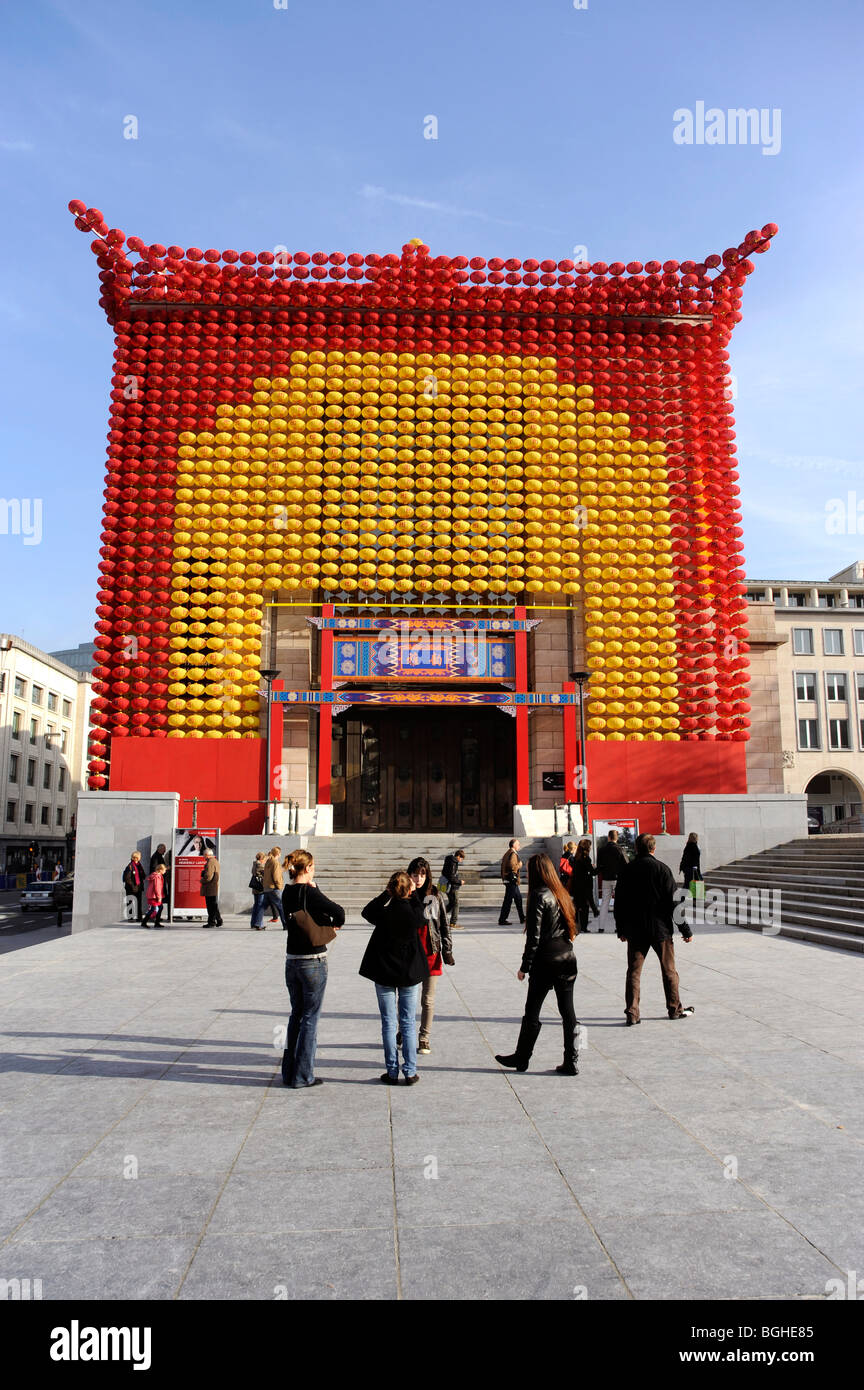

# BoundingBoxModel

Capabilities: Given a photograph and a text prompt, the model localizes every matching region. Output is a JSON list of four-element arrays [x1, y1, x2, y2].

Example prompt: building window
[[56, 806, 64, 826], [60, 729, 68, 754], [826, 673, 848, 702], [58, 767, 66, 791], [860, 717, 864, 750], [40, 805, 49, 825], [8, 754, 18, 783], [31, 685, 43, 705], [854, 630, 864, 656], [47, 692, 58, 711], [42, 764, 51, 790], [795, 673, 816, 702], [746, 590, 764, 602], [11, 710, 21, 737], [792, 629, 814, 655], [24, 803, 33, 824], [62, 698, 72, 718], [14, 676, 26, 699], [818, 594, 837, 608], [26, 759, 36, 787], [857, 674, 864, 702], [824, 629, 844, 655], [46, 723, 56, 745], [6, 801, 16, 822], [850, 595, 864, 609], [828, 718, 850, 750], [789, 593, 807, 607], [798, 718, 820, 749], [29, 718, 38, 744]]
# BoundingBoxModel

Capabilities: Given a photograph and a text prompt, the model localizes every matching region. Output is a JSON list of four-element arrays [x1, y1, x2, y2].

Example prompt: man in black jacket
[[613, 833, 694, 1025], [596, 829, 628, 933]]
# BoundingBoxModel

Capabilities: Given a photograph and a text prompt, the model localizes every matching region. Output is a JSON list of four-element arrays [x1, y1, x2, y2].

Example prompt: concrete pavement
[[1, 909, 862, 1300]]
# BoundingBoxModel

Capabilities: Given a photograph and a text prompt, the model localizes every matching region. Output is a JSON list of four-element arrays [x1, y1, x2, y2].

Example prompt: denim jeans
[[498, 878, 524, 924], [250, 892, 266, 928], [142, 903, 164, 926], [283, 956, 328, 1087], [265, 889, 285, 926], [375, 982, 422, 1078]]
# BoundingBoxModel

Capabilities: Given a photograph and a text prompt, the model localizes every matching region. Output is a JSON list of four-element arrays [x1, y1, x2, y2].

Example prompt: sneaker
[[418, 1042, 431, 1055], [403, 1075, 420, 1086], [380, 1073, 399, 1085], [669, 1006, 695, 1019], [626, 1017, 641, 1026]]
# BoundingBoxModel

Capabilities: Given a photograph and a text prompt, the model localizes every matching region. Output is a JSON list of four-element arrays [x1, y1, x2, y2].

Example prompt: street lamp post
[[571, 670, 590, 834], [260, 667, 279, 833]]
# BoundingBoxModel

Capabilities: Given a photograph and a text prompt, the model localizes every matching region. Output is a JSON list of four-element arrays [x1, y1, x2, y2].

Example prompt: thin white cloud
[[0, 139, 34, 153], [744, 447, 864, 481], [360, 183, 520, 228]]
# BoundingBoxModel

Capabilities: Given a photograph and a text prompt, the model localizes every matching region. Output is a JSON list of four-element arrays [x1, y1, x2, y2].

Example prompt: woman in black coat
[[495, 853, 580, 1076], [360, 871, 429, 1086], [679, 833, 702, 888], [569, 838, 600, 933]]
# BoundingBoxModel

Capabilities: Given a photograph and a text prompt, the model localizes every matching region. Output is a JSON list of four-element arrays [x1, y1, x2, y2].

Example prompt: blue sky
[[0, 0, 862, 651]]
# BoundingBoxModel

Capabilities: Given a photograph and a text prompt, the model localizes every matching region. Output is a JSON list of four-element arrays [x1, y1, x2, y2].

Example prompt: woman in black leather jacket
[[495, 853, 580, 1076]]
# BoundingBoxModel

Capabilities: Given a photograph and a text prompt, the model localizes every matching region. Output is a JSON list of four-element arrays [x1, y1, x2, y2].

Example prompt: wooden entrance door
[[332, 709, 514, 833]]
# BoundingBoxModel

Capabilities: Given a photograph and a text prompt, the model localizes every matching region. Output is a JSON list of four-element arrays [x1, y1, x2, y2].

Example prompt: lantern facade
[[71, 203, 775, 830]]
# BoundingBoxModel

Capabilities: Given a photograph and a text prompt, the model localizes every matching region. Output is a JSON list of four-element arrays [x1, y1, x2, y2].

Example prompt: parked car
[[807, 814, 822, 835], [20, 876, 74, 913]]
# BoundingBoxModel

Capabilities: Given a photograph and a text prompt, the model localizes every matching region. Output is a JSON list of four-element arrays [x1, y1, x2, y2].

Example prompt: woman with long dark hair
[[495, 853, 580, 1076], [679, 832, 702, 889], [360, 871, 429, 1085], [569, 837, 600, 933]]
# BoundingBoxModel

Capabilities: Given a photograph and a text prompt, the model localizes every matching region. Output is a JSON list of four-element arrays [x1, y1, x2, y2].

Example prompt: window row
[[10, 711, 69, 751], [5, 802, 65, 825], [792, 628, 864, 656], [8, 756, 67, 791], [795, 672, 864, 703], [10, 678, 71, 715]]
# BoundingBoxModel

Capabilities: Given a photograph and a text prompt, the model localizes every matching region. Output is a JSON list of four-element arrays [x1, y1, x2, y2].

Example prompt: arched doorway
[[804, 770, 864, 831]]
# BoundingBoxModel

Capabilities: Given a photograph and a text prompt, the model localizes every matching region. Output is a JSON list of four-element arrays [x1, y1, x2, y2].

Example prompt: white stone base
[[514, 805, 584, 838]]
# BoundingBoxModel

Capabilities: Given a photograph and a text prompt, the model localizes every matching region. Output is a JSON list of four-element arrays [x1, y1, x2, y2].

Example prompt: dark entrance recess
[[332, 709, 515, 833]]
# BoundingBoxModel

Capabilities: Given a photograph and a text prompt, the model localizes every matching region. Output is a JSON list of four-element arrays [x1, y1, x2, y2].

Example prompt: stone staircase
[[303, 834, 551, 914], [704, 835, 864, 953]]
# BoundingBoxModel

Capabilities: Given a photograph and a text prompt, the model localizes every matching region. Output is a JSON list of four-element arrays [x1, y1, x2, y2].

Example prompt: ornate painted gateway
[[70, 201, 777, 832]]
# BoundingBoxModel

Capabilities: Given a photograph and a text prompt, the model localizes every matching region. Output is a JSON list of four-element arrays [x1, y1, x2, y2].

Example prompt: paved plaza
[[1, 909, 862, 1301]]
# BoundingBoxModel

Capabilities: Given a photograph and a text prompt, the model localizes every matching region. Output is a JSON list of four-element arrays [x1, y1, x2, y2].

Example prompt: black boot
[[556, 1023, 579, 1076], [495, 1019, 541, 1072]]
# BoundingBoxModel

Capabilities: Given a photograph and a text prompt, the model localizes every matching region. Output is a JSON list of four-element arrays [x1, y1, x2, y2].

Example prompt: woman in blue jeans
[[280, 850, 345, 1089], [360, 872, 429, 1085]]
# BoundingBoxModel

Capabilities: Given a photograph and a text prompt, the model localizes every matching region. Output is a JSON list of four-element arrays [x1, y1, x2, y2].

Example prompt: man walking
[[201, 848, 223, 928], [498, 838, 525, 926], [262, 846, 286, 927], [596, 829, 628, 933], [613, 833, 694, 1024], [440, 848, 465, 928]]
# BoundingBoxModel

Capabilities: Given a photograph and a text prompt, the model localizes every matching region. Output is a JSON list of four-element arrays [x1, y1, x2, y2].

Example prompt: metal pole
[[660, 799, 668, 834], [264, 675, 272, 834], [192, 796, 198, 829], [578, 684, 588, 834]]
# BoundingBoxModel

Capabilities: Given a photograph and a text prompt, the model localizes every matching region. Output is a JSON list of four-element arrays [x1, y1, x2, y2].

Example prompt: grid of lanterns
[[71, 203, 774, 780]]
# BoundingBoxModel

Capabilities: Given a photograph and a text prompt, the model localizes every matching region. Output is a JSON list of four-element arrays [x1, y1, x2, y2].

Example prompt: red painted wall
[[110, 738, 267, 834], [109, 735, 745, 837], [585, 742, 747, 834]]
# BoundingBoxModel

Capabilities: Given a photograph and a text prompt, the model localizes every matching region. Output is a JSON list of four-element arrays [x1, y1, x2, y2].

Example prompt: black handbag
[[249, 871, 264, 892]]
